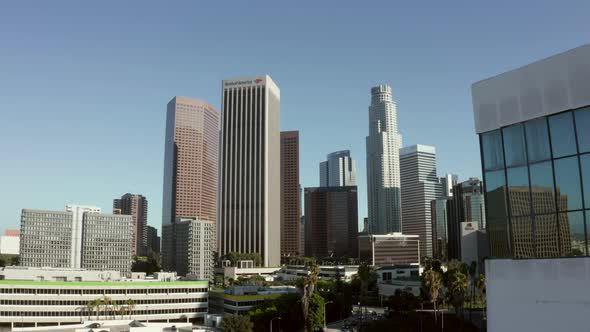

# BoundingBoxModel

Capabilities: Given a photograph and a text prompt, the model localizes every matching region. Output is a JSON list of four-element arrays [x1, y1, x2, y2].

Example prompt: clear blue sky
[[1, 0, 589, 233]]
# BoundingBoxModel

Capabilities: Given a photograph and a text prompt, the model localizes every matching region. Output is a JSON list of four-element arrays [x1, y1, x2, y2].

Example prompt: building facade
[[358, 233, 420, 267], [400, 144, 441, 258], [472, 44, 590, 332], [366, 84, 403, 234], [21, 206, 132, 272], [446, 178, 486, 260], [430, 198, 449, 261], [174, 218, 214, 280], [319, 150, 357, 187], [161, 96, 219, 272], [0, 268, 208, 329], [147, 225, 160, 254], [304, 186, 358, 258], [218, 76, 281, 267], [113, 193, 148, 256], [280, 131, 301, 257], [81, 213, 133, 274], [0, 229, 20, 255]]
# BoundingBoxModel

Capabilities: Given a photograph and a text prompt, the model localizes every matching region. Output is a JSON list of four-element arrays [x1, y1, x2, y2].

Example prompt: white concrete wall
[[472, 43, 590, 133], [0, 235, 19, 255], [486, 257, 590, 332]]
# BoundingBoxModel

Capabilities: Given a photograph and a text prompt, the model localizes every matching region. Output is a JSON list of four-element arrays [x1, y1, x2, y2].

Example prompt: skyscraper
[[319, 150, 357, 187], [146, 225, 160, 254], [113, 193, 148, 256], [400, 144, 441, 258], [304, 186, 358, 258], [445, 178, 486, 260], [281, 131, 301, 257], [161, 96, 219, 272], [218, 76, 281, 267], [366, 84, 403, 234]]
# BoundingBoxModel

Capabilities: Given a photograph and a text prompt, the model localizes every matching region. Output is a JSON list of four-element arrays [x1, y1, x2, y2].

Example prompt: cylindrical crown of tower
[[371, 84, 392, 103]]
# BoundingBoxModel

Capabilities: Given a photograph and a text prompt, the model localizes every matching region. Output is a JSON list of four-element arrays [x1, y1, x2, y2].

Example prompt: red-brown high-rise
[[113, 193, 148, 256], [161, 96, 219, 272], [281, 131, 300, 257]]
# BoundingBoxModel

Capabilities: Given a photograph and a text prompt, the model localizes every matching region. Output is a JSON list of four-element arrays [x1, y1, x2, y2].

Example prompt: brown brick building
[[304, 186, 358, 258], [281, 131, 300, 257]]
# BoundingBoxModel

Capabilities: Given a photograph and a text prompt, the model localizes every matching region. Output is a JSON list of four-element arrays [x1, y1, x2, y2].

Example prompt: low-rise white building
[[209, 286, 297, 315], [0, 232, 19, 256], [0, 267, 208, 330]]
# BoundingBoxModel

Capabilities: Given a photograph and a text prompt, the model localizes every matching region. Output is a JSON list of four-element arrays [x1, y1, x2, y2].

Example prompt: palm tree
[[475, 274, 486, 319], [124, 299, 136, 320], [112, 300, 119, 320], [102, 296, 113, 320], [422, 269, 443, 321], [301, 263, 320, 332], [448, 271, 469, 314], [468, 262, 477, 320]]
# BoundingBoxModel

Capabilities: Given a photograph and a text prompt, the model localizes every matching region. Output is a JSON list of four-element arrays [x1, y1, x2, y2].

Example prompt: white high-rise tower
[[218, 75, 281, 267], [366, 84, 403, 234]]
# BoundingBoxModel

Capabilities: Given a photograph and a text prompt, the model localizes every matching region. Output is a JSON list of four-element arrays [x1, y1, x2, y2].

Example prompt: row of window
[[1, 288, 208, 295], [482, 107, 590, 258], [0, 307, 208, 317], [0, 297, 207, 306], [482, 107, 590, 171]]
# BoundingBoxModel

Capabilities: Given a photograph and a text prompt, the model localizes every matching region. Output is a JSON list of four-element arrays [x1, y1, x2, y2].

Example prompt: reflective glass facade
[[481, 106, 590, 258]]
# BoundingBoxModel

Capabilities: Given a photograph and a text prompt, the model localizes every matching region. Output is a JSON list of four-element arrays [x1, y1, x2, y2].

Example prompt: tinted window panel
[[529, 161, 555, 214], [503, 124, 527, 167], [575, 107, 590, 153], [554, 156, 583, 211], [582, 154, 590, 209], [511, 215, 534, 258], [564, 211, 586, 256], [485, 170, 508, 220], [549, 112, 577, 158], [482, 130, 504, 171], [507, 166, 530, 216], [534, 214, 560, 258], [525, 117, 551, 162]]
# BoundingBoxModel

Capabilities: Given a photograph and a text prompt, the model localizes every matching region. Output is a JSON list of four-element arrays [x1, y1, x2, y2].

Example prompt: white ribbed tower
[[366, 84, 403, 234]]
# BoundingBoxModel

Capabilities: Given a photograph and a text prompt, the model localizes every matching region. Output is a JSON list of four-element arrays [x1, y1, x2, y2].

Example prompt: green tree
[[220, 314, 254, 332], [387, 289, 419, 315], [306, 293, 325, 332], [301, 263, 320, 332], [475, 273, 486, 319], [447, 270, 469, 314], [422, 269, 443, 321]]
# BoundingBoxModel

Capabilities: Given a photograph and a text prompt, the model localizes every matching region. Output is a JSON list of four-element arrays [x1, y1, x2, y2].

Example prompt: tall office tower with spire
[[400, 144, 441, 258], [161, 96, 219, 273], [366, 84, 403, 234], [218, 76, 281, 267], [319, 150, 357, 187], [113, 193, 148, 256]]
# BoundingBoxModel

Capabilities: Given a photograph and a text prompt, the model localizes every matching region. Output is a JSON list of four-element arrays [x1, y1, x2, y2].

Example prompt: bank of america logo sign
[[255, 78, 263, 84]]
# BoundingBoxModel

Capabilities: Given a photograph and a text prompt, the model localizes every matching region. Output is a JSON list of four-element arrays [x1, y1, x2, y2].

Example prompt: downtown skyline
[[2, 1, 589, 232]]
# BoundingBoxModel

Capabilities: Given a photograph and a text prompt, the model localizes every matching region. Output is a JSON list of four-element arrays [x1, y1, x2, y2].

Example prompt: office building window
[[525, 117, 551, 162], [503, 124, 527, 167], [549, 112, 577, 158], [482, 130, 504, 171], [575, 107, 590, 153], [554, 157, 583, 211]]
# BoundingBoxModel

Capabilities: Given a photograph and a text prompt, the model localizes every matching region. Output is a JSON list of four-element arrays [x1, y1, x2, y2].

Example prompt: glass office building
[[478, 87, 590, 258]]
